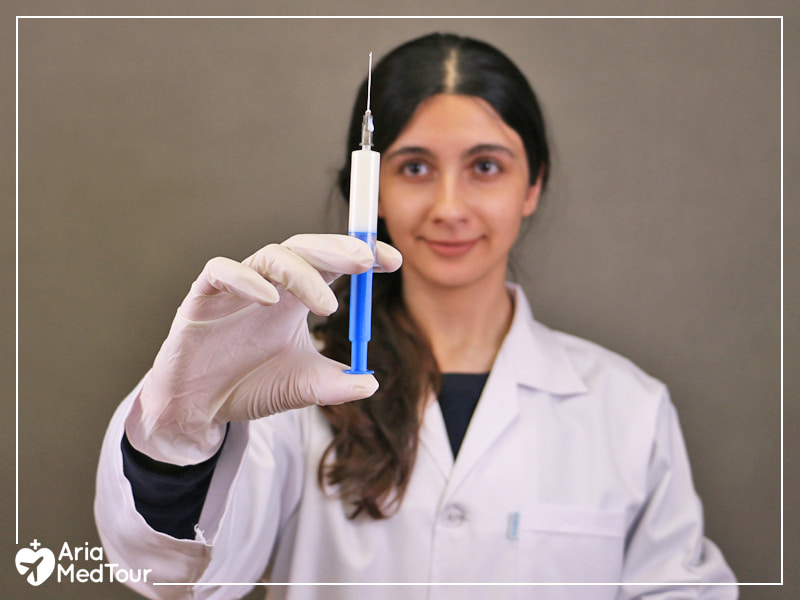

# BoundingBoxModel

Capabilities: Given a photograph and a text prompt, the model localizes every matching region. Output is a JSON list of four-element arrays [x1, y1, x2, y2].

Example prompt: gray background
[[3, 3, 796, 600]]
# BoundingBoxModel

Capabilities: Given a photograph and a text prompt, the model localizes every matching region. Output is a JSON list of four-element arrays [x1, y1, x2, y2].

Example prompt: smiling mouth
[[424, 238, 480, 257]]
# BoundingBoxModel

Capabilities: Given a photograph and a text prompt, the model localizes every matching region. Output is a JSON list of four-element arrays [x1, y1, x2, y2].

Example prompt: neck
[[402, 273, 514, 373]]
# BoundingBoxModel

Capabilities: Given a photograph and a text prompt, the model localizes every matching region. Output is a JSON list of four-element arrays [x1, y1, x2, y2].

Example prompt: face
[[379, 94, 541, 292]]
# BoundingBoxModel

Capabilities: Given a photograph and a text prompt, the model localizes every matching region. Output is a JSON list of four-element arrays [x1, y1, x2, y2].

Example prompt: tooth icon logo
[[15, 540, 56, 586]]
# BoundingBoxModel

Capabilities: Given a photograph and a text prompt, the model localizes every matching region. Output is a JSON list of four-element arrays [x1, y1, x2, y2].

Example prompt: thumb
[[305, 355, 380, 406], [220, 352, 379, 421]]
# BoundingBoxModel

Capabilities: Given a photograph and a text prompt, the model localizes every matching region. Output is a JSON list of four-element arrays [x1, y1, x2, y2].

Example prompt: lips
[[424, 238, 480, 257]]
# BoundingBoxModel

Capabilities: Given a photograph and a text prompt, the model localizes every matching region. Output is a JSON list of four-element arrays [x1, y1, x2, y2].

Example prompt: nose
[[429, 172, 468, 224]]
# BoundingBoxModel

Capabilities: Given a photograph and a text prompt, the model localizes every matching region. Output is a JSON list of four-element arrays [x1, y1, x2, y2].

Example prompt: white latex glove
[[125, 234, 402, 465]]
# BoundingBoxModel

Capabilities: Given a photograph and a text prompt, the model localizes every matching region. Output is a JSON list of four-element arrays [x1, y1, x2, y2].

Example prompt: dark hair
[[316, 32, 550, 519]]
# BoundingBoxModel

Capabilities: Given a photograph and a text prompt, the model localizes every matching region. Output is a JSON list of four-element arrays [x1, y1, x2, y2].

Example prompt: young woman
[[95, 33, 737, 599]]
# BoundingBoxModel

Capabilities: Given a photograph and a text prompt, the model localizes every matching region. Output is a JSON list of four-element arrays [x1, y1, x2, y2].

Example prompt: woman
[[95, 33, 737, 599]]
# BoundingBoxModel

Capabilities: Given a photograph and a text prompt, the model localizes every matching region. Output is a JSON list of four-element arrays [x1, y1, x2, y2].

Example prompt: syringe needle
[[360, 52, 375, 148], [367, 51, 373, 112]]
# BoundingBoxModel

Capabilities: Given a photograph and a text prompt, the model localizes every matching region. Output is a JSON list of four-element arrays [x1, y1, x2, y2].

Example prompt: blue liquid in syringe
[[346, 231, 376, 375]]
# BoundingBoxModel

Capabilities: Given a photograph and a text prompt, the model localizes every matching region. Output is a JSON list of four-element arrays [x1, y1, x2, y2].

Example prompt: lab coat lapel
[[418, 391, 455, 479], [442, 285, 588, 497], [445, 346, 520, 495]]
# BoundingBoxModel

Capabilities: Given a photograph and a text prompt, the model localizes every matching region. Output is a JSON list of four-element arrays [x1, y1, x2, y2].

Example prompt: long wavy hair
[[314, 32, 550, 519]]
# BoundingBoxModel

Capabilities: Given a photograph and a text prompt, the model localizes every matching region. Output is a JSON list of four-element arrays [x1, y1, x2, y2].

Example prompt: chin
[[418, 267, 495, 290]]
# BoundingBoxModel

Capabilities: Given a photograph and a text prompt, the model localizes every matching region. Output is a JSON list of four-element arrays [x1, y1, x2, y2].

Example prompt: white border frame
[[14, 13, 784, 590]]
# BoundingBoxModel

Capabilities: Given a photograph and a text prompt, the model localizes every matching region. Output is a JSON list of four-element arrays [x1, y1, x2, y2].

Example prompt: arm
[[618, 394, 738, 599], [94, 235, 402, 598], [121, 427, 226, 540], [95, 382, 305, 600]]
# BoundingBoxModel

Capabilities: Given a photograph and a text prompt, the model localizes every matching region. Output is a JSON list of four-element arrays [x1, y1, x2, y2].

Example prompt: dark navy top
[[121, 429, 225, 539], [437, 372, 490, 457]]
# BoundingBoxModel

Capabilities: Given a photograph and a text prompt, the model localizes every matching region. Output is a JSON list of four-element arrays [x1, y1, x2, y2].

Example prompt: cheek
[[481, 206, 526, 244], [378, 185, 426, 240], [377, 175, 402, 218], [378, 200, 411, 243], [377, 183, 397, 220]]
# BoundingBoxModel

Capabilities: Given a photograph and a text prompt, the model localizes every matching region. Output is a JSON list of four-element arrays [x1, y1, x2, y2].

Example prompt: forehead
[[387, 94, 524, 153]]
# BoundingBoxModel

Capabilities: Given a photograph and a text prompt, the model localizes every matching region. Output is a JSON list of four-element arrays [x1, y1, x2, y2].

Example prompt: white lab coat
[[95, 285, 737, 600]]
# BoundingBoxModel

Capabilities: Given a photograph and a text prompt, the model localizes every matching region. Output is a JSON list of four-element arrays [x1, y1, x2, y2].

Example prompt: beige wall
[[7, 10, 793, 600]]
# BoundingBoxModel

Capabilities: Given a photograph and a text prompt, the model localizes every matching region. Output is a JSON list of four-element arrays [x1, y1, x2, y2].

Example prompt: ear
[[521, 167, 545, 217]]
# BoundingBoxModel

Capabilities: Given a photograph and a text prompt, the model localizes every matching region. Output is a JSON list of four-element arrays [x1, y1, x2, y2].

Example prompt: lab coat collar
[[503, 283, 589, 397], [418, 284, 588, 483]]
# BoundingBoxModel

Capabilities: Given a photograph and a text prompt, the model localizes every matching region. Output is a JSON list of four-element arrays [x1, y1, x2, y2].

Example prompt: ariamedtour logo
[[15, 539, 151, 586]]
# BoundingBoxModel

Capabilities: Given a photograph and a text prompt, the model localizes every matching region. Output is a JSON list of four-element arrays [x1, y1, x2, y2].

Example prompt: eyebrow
[[464, 143, 516, 159], [384, 146, 435, 161], [384, 143, 516, 162]]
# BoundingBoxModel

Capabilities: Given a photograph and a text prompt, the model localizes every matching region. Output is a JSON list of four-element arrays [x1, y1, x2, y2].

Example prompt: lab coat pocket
[[516, 504, 626, 587]]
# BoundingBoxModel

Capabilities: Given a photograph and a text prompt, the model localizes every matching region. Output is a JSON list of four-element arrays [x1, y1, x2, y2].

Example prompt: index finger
[[374, 241, 403, 274], [281, 234, 375, 274]]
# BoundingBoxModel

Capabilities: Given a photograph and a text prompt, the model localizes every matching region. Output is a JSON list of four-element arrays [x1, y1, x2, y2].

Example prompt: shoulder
[[540, 327, 672, 448], [501, 286, 665, 406], [554, 328, 666, 399], [506, 285, 667, 409]]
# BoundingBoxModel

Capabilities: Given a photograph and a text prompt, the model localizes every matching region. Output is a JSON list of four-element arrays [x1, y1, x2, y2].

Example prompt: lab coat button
[[442, 504, 466, 527]]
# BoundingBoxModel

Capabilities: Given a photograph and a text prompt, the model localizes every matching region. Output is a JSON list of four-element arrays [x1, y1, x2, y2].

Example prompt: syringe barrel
[[349, 263, 374, 373], [346, 146, 380, 375]]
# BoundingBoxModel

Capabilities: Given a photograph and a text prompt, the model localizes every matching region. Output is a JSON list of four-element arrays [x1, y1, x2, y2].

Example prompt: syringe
[[345, 52, 380, 375]]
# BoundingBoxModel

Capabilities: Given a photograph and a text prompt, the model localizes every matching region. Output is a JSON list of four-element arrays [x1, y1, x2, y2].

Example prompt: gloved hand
[[125, 234, 403, 465]]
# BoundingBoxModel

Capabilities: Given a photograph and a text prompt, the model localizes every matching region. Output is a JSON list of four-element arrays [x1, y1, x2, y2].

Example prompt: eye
[[473, 158, 502, 176], [400, 160, 430, 177]]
